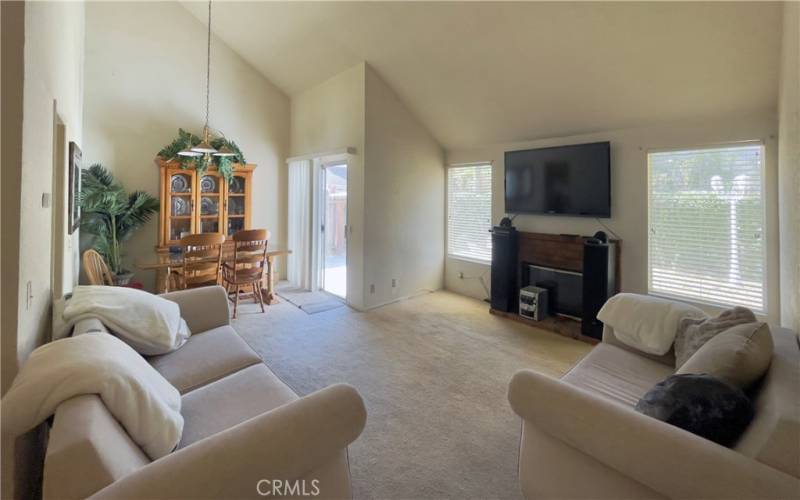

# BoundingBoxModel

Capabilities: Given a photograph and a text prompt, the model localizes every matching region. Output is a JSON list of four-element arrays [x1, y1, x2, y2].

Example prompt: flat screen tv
[[504, 141, 611, 217]]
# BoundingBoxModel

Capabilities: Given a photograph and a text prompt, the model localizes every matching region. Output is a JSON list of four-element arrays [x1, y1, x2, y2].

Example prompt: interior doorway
[[51, 106, 67, 299], [319, 162, 347, 298]]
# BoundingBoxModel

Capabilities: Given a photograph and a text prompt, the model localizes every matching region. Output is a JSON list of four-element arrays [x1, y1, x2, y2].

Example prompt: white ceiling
[[181, 1, 782, 149]]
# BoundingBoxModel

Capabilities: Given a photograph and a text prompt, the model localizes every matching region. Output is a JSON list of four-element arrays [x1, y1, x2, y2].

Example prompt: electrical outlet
[[391, 278, 397, 288], [458, 272, 465, 279], [370, 284, 375, 294]]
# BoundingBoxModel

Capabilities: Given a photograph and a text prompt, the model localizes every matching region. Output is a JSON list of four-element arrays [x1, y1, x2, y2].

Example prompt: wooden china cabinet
[[156, 159, 255, 250]]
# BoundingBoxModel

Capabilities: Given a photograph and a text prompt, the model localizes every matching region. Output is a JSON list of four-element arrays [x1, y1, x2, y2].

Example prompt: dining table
[[137, 248, 291, 304]]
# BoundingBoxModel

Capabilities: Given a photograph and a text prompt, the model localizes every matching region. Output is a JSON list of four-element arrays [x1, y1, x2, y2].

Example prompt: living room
[[2, 1, 798, 499]]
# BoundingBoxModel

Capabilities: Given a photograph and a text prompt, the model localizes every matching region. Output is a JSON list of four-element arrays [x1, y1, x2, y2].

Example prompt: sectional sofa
[[43, 286, 366, 499], [509, 319, 800, 499]]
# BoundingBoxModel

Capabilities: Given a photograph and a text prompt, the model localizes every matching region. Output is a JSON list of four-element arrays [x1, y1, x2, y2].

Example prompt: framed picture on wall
[[68, 141, 82, 234]]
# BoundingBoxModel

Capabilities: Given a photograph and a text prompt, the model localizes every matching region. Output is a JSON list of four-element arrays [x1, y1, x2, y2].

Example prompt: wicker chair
[[82, 249, 114, 286]]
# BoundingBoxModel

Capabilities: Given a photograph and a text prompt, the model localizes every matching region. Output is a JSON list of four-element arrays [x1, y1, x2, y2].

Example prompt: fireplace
[[523, 264, 583, 319]]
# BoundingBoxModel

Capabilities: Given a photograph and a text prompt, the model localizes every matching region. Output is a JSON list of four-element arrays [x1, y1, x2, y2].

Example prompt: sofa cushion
[[147, 326, 261, 394], [677, 322, 773, 389], [562, 344, 675, 407], [178, 363, 298, 448], [735, 326, 800, 478]]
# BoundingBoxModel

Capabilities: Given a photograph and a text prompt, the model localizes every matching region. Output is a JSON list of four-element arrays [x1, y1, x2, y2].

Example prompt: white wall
[[445, 113, 781, 323], [2, 2, 85, 497], [778, 1, 800, 331], [290, 63, 367, 308], [363, 66, 445, 308], [1, 0, 25, 399], [289, 63, 445, 310], [83, 1, 290, 291], [16, 0, 85, 365]]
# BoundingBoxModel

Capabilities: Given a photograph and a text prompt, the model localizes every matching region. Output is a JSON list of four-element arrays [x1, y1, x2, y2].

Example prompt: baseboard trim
[[351, 288, 439, 312]]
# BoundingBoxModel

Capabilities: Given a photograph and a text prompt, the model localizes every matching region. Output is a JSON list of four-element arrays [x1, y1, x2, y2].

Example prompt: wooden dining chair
[[178, 233, 226, 290], [222, 229, 269, 318], [82, 249, 114, 286]]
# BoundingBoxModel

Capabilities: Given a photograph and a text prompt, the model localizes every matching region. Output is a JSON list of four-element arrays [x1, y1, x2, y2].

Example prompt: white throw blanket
[[597, 293, 707, 355], [58, 286, 190, 355], [1, 332, 183, 460]]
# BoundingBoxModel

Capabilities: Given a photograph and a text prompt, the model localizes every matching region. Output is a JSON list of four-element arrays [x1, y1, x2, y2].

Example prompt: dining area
[[138, 231, 290, 317], [80, 158, 291, 318], [85, 229, 290, 318], [145, 159, 290, 316]]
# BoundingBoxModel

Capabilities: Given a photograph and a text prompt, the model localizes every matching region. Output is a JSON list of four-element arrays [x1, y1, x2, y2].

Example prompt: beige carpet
[[232, 290, 592, 500]]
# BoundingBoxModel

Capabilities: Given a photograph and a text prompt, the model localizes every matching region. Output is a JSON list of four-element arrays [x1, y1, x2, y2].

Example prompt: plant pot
[[113, 270, 135, 286]]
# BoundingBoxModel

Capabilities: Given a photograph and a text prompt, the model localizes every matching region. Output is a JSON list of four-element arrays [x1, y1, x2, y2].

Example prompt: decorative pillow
[[635, 374, 754, 447], [677, 322, 773, 389], [674, 307, 757, 368], [597, 293, 707, 355]]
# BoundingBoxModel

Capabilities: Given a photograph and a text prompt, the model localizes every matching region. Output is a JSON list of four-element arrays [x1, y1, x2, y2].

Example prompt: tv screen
[[504, 142, 611, 217]]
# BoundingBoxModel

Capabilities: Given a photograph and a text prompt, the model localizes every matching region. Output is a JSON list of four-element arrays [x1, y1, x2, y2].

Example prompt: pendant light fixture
[[214, 144, 236, 157], [179, 0, 219, 157]]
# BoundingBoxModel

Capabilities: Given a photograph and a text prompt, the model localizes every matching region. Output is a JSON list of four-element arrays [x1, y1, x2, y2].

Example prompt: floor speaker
[[491, 226, 518, 312], [582, 241, 616, 339]]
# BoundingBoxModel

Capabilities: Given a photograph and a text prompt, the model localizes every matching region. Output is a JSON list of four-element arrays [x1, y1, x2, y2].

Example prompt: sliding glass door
[[320, 163, 347, 298]]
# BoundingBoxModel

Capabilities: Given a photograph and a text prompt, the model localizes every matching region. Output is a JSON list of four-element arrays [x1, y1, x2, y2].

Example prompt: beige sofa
[[43, 286, 366, 499], [508, 322, 800, 499]]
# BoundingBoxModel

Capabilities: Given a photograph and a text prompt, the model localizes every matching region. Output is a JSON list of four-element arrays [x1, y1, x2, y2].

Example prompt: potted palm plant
[[80, 164, 159, 285]]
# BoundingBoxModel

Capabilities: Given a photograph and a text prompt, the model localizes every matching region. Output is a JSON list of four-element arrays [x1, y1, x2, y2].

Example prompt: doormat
[[276, 285, 345, 315]]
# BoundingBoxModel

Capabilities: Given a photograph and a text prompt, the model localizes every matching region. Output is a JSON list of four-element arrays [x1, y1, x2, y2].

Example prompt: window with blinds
[[447, 164, 492, 263], [648, 144, 766, 312]]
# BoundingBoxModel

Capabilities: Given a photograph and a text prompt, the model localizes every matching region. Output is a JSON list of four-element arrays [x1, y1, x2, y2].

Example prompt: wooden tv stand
[[490, 231, 621, 345]]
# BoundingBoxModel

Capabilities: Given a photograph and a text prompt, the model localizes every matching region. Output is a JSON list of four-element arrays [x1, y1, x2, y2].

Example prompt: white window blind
[[648, 144, 766, 312], [448, 164, 492, 262]]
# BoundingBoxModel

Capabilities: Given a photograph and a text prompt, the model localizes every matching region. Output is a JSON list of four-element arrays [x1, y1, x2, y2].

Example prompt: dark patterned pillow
[[635, 374, 754, 447]]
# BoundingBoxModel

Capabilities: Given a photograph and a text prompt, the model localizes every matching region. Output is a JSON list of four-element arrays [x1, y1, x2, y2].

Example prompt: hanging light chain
[[205, 0, 211, 132]]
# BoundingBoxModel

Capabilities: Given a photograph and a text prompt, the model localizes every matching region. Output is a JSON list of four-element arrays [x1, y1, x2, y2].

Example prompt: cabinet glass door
[[167, 171, 195, 243], [198, 173, 224, 234], [226, 173, 248, 237]]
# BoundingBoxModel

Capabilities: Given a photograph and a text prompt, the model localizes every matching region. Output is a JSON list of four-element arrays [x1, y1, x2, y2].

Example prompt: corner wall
[[363, 66, 445, 308], [83, 1, 290, 291], [2, 2, 86, 497], [289, 63, 445, 310], [778, 2, 799, 331], [445, 113, 781, 323]]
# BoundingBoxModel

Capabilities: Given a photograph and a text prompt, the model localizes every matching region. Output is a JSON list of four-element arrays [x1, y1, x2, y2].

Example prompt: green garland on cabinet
[[157, 128, 246, 181]]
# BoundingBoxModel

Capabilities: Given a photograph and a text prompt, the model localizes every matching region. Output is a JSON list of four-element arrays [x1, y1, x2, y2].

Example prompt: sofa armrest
[[508, 370, 799, 499], [160, 286, 230, 332], [90, 384, 367, 499]]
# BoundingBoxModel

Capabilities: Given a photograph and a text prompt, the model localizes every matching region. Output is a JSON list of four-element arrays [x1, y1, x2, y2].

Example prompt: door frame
[[315, 159, 348, 298], [50, 103, 67, 299]]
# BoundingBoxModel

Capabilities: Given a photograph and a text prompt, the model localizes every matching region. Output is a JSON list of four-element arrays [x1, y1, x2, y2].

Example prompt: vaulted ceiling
[[181, 1, 782, 149]]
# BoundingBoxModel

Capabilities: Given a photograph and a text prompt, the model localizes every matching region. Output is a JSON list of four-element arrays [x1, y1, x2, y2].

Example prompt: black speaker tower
[[582, 241, 616, 339], [491, 226, 518, 312]]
